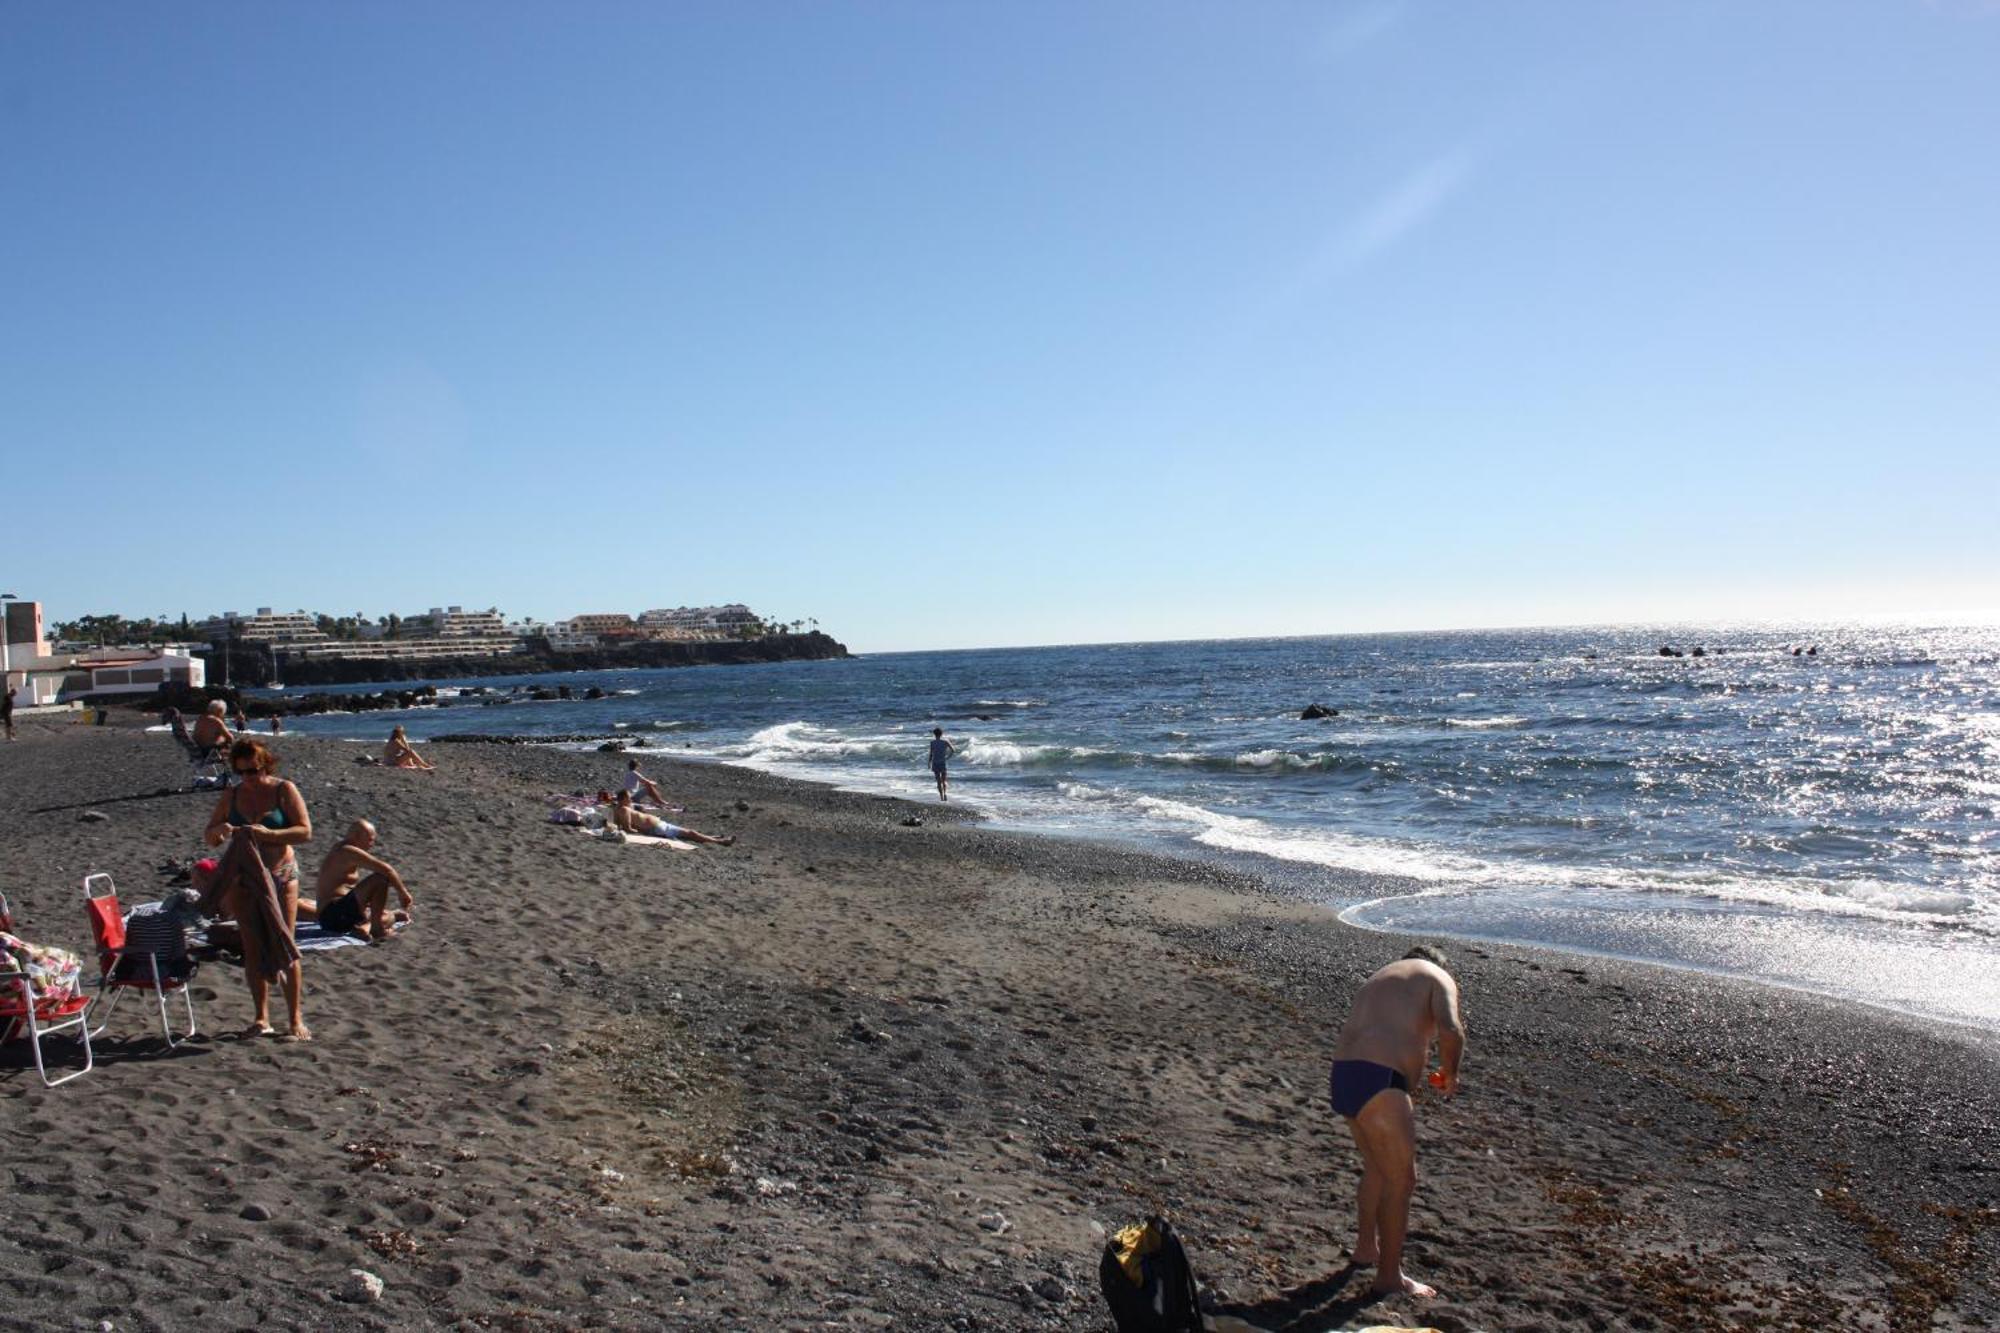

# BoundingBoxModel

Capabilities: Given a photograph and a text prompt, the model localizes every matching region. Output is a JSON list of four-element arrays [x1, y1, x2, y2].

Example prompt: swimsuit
[[228, 785, 293, 831], [320, 890, 365, 935], [228, 784, 298, 885], [1329, 1059, 1410, 1118]]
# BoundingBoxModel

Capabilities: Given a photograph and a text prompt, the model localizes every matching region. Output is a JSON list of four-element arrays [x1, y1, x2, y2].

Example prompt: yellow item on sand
[[1108, 1219, 1165, 1285]]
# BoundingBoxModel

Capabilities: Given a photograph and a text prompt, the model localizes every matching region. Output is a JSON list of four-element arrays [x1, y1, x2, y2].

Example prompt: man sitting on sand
[[1329, 944, 1464, 1299], [191, 700, 235, 759], [622, 758, 675, 808], [608, 789, 736, 846], [306, 819, 415, 942]]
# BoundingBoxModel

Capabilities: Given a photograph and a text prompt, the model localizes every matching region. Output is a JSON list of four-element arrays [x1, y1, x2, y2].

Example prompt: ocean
[[264, 623, 2000, 1030]]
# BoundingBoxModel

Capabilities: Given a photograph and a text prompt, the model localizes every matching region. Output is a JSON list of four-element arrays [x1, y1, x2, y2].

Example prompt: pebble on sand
[[339, 1270, 385, 1304]]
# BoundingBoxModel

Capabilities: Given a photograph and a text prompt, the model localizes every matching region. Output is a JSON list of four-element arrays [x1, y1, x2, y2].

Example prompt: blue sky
[[4, 2, 1997, 652]]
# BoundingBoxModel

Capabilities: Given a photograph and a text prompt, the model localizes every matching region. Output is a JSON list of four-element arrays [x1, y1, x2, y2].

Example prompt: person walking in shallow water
[[927, 727, 955, 801], [1329, 944, 1464, 1299]]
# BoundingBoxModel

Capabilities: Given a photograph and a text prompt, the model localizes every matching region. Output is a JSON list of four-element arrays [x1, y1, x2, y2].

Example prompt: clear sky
[[4, 2, 1997, 652]]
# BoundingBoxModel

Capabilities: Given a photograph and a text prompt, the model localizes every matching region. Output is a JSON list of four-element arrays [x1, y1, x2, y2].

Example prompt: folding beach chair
[[83, 874, 198, 1048], [0, 894, 95, 1087], [169, 712, 229, 790]]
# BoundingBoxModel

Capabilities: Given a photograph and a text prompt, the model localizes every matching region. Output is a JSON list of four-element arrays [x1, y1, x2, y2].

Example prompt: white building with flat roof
[[414, 606, 511, 640], [202, 608, 330, 647]]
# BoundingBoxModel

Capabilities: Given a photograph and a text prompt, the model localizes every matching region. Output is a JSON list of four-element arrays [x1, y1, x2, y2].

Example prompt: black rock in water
[[1300, 703, 1338, 720]]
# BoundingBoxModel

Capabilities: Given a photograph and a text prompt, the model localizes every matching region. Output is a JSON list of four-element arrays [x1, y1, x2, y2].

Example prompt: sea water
[[269, 623, 2000, 1029]]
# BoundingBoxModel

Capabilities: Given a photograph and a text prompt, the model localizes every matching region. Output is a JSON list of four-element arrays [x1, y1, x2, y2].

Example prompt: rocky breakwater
[[273, 632, 849, 687]]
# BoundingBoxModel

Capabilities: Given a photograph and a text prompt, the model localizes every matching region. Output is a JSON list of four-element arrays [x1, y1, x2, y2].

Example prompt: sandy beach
[[3, 716, 1996, 1332]]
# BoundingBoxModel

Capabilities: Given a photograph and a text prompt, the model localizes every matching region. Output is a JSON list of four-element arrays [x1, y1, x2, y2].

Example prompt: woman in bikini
[[204, 738, 313, 1040], [383, 725, 435, 771]]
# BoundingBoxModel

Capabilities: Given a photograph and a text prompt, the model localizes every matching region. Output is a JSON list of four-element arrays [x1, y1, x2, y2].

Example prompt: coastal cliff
[[206, 631, 849, 688]]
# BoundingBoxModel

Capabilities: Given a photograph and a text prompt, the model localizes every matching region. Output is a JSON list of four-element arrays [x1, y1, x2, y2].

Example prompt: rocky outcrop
[[267, 632, 849, 687], [1300, 703, 1339, 720]]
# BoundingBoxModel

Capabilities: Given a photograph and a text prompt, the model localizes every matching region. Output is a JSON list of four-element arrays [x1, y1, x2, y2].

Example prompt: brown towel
[[202, 830, 301, 978]]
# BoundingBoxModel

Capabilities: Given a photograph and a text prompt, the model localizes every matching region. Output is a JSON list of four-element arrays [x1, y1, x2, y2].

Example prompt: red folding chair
[[83, 873, 198, 1048], [0, 893, 95, 1087]]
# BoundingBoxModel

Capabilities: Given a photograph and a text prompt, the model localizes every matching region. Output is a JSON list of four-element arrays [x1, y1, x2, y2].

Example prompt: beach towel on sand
[[295, 920, 407, 951]]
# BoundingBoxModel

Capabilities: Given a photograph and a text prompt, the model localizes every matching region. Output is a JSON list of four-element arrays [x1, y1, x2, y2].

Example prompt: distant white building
[[637, 604, 761, 638], [203, 608, 330, 647], [3, 599, 52, 706], [568, 613, 636, 636], [70, 649, 207, 697], [7, 645, 205, 704], [413, 606, 511, 640]]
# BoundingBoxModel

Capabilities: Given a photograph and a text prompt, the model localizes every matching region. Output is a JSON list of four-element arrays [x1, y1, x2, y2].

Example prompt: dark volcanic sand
[[2, 718, 1996, 1331]]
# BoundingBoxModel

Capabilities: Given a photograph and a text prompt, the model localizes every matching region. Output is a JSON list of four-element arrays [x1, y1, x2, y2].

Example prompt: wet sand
[[3, 718, 1996, 1331]]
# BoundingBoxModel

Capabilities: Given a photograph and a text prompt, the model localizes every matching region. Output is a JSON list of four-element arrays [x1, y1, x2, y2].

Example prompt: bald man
[[309, 820, 414, 941], [1329, 944, 1465, 1299]]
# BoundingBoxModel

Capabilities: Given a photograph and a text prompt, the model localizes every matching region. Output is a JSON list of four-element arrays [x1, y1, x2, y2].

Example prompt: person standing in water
[[927, 727, 955, 801]]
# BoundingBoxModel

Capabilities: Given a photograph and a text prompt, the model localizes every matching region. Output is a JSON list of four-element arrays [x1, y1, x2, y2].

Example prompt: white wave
[[1232, 748, 1339, 770], [1444, 716, 1529, 729], [722, 720, 913, 765], [1116, 791, 1991, 931], [974, 698, 1046, 708], [960, 739, 1043, 766]]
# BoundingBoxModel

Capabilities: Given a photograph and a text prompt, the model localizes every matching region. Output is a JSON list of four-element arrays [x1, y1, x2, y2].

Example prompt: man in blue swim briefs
[[1329, 944, 1464, 1299]]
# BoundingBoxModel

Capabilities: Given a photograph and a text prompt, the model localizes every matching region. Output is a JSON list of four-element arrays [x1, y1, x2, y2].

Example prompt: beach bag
[[1099, 1216, 1204, 1332]]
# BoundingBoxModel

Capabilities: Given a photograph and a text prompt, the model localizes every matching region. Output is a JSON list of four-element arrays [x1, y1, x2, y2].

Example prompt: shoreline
[[4, 721, 1995, 1329], [445, 727, 2000, 1042]]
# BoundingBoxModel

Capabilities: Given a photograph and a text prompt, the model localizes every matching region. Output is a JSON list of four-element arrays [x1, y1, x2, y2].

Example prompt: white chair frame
[[83, 873, 198, 1048], [2, 967, 95, 1087]]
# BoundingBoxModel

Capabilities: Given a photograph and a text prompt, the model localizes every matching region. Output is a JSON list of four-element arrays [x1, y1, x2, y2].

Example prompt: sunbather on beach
[[383, 725, 435, 770], [191, 700, 234, 759], [306, 819, 414, 942], [1329, 944, 1464, 1299], [622, 758, 675, 807], [203, 738, 312, 1040], [608, 789, 735, 846]]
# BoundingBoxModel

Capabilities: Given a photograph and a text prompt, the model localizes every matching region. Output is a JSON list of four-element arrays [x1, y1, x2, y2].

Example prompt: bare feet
[[245, 1021, 275, 1038], [282, 1023, 312, 1042], [1370, 1273, 1437, 1299], [719, 835, 737, 847]]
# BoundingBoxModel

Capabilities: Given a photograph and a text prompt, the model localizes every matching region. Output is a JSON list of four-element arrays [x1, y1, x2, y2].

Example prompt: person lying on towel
[[608, 789, 736, 847]]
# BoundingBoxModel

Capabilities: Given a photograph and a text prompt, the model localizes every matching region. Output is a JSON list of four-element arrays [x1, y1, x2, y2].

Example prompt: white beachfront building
[[637, 604, 762, 639]]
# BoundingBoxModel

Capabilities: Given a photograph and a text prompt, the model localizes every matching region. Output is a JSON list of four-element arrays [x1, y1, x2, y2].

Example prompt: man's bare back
[[1334, 958, 1462, 1092]]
